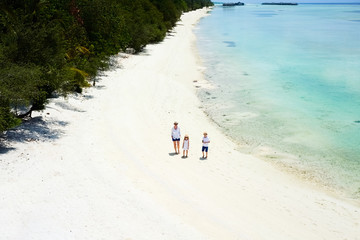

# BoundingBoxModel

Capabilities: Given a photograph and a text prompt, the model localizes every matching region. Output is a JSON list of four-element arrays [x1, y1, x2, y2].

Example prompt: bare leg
[[205, 151, 208, 158], [183, 150, 185, 157], [186, 150, 188, 157], [176, 141, 180, 153], [173, 141, 177, 153], [202, 151, 204, 158]]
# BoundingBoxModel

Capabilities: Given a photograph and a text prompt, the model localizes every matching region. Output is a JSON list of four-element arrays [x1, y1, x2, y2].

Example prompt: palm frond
[[69, 67, 89, 78]]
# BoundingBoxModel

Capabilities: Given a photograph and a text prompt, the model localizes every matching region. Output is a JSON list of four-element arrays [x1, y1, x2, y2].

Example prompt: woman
[[171, 122, 181, 154]]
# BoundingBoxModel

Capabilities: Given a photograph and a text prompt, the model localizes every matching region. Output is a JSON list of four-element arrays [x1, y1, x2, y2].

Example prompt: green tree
[[0, 0, 213, 133]]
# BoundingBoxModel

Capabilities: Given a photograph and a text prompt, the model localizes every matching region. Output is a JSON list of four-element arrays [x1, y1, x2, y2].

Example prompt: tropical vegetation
[[0, 0, 213, 133]]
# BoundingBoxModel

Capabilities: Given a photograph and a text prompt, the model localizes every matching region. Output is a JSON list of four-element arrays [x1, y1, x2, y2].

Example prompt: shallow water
[[195, 4, 360, 198]]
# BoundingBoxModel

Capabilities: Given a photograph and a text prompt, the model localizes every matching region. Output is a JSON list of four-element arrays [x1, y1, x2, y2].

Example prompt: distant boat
[[262, 2, 298, 5], [223, 2, 245, 6]]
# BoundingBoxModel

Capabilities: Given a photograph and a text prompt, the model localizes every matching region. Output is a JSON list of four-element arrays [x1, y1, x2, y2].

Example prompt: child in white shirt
[[202, 132, 210, 159]]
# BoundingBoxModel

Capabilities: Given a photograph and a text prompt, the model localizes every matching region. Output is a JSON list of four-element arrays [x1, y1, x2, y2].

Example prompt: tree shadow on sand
[[0, 116, 68, 154]]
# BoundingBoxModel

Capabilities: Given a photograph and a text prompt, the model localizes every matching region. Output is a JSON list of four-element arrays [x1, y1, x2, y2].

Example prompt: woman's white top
[[171, 127, 181, 139], [183, 140, 189, 150]]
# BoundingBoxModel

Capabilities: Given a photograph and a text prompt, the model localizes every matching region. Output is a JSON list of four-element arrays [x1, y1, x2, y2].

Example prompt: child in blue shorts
[[202, 132, 210, 159]]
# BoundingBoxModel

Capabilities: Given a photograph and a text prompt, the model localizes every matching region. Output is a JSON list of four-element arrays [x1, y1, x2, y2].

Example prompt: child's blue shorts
[[202, 146, 208, 152]]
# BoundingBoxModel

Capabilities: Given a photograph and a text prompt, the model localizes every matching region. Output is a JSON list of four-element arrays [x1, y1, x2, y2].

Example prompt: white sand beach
[[0, 8, 359, 240]]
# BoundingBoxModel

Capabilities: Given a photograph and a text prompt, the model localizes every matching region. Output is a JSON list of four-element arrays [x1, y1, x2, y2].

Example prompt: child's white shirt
[[202, 137, 210, 147]]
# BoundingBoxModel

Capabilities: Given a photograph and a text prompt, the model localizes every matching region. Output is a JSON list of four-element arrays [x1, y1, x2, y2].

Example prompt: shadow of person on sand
[[168, 152, 178, 156], [0, 116, 68, 154], [199, 157, 207, 160]]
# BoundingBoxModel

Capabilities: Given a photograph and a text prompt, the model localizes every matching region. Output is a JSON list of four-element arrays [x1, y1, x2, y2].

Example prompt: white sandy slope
[[0, 8, 359, 240]]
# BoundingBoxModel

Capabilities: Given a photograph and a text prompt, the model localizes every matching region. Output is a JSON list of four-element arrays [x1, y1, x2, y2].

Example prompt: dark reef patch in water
[[252, 10, 276, 13], [255, 12, 278, 17], [223, 41, 236, 47]]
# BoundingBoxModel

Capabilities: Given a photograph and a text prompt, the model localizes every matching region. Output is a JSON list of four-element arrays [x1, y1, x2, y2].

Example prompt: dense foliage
[[0, 0, 213, 133]]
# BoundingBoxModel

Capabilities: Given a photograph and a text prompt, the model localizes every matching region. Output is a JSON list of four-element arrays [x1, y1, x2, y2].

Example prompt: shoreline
[[1, 8, 360, 240], [196, 92, 359, 203], [193, 5, 360, 202]]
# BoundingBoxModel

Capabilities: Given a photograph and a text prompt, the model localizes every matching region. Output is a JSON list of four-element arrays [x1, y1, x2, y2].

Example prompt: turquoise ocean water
[[195, 3, 360, 198]]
